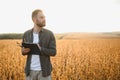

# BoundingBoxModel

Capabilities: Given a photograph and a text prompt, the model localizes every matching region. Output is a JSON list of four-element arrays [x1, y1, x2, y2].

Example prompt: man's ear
[[32, 17, 36, 23]]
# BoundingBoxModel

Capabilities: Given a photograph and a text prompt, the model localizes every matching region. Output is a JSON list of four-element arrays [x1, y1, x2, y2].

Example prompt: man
[[21, 9, 56, 80]]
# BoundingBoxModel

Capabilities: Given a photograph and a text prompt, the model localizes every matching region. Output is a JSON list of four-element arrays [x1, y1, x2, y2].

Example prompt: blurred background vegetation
[[0, 31, 120, 39]]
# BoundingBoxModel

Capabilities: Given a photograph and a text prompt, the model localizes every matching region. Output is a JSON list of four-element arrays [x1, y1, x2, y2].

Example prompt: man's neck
[[33, 25, 42, 33]]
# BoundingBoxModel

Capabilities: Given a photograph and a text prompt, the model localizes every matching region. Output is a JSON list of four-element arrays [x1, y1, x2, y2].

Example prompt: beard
[[36, 23, 45, 27], [36, 19, 46, 27]]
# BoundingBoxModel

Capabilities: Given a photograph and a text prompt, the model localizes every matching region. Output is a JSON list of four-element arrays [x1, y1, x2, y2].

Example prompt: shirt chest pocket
[[40, 38, 49, 47]]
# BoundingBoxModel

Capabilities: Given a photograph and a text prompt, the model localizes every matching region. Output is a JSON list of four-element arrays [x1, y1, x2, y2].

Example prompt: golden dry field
[[0, 39, 120, 80]]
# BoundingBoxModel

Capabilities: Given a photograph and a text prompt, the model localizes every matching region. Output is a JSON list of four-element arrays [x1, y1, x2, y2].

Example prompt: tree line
[[0, 33, 23, 39]]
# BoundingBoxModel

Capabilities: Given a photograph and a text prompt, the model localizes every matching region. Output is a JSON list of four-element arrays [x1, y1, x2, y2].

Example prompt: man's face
[[35, 12, 46, 27]]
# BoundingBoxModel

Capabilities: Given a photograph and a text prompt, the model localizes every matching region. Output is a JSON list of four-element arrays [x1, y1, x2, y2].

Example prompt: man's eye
[[41, 16, 45, 18]]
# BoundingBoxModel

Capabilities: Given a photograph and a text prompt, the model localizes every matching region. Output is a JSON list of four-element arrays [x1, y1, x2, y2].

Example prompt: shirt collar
[[31, 27, 44, 33]]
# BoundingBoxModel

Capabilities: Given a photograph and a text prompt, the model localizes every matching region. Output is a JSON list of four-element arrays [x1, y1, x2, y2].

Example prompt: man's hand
[[21, 47, 30, 55]]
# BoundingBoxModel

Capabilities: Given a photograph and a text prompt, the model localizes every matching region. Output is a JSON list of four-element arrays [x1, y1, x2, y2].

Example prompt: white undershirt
[[30, 33, 41, 71]]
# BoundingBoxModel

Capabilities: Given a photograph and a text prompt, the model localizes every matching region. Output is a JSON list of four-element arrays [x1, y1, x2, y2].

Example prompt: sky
[[0, 0, 120, 33]]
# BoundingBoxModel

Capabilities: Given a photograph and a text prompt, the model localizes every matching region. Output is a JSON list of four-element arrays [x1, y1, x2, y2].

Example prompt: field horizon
[[0, 31, 120, 39]]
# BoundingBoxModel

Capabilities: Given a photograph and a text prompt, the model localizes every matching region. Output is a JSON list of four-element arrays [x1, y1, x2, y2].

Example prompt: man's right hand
[[21, 47, 30, 55]]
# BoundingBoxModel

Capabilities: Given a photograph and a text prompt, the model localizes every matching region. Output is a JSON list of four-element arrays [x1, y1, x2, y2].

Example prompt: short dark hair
[[32, 9, 42, 20]]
